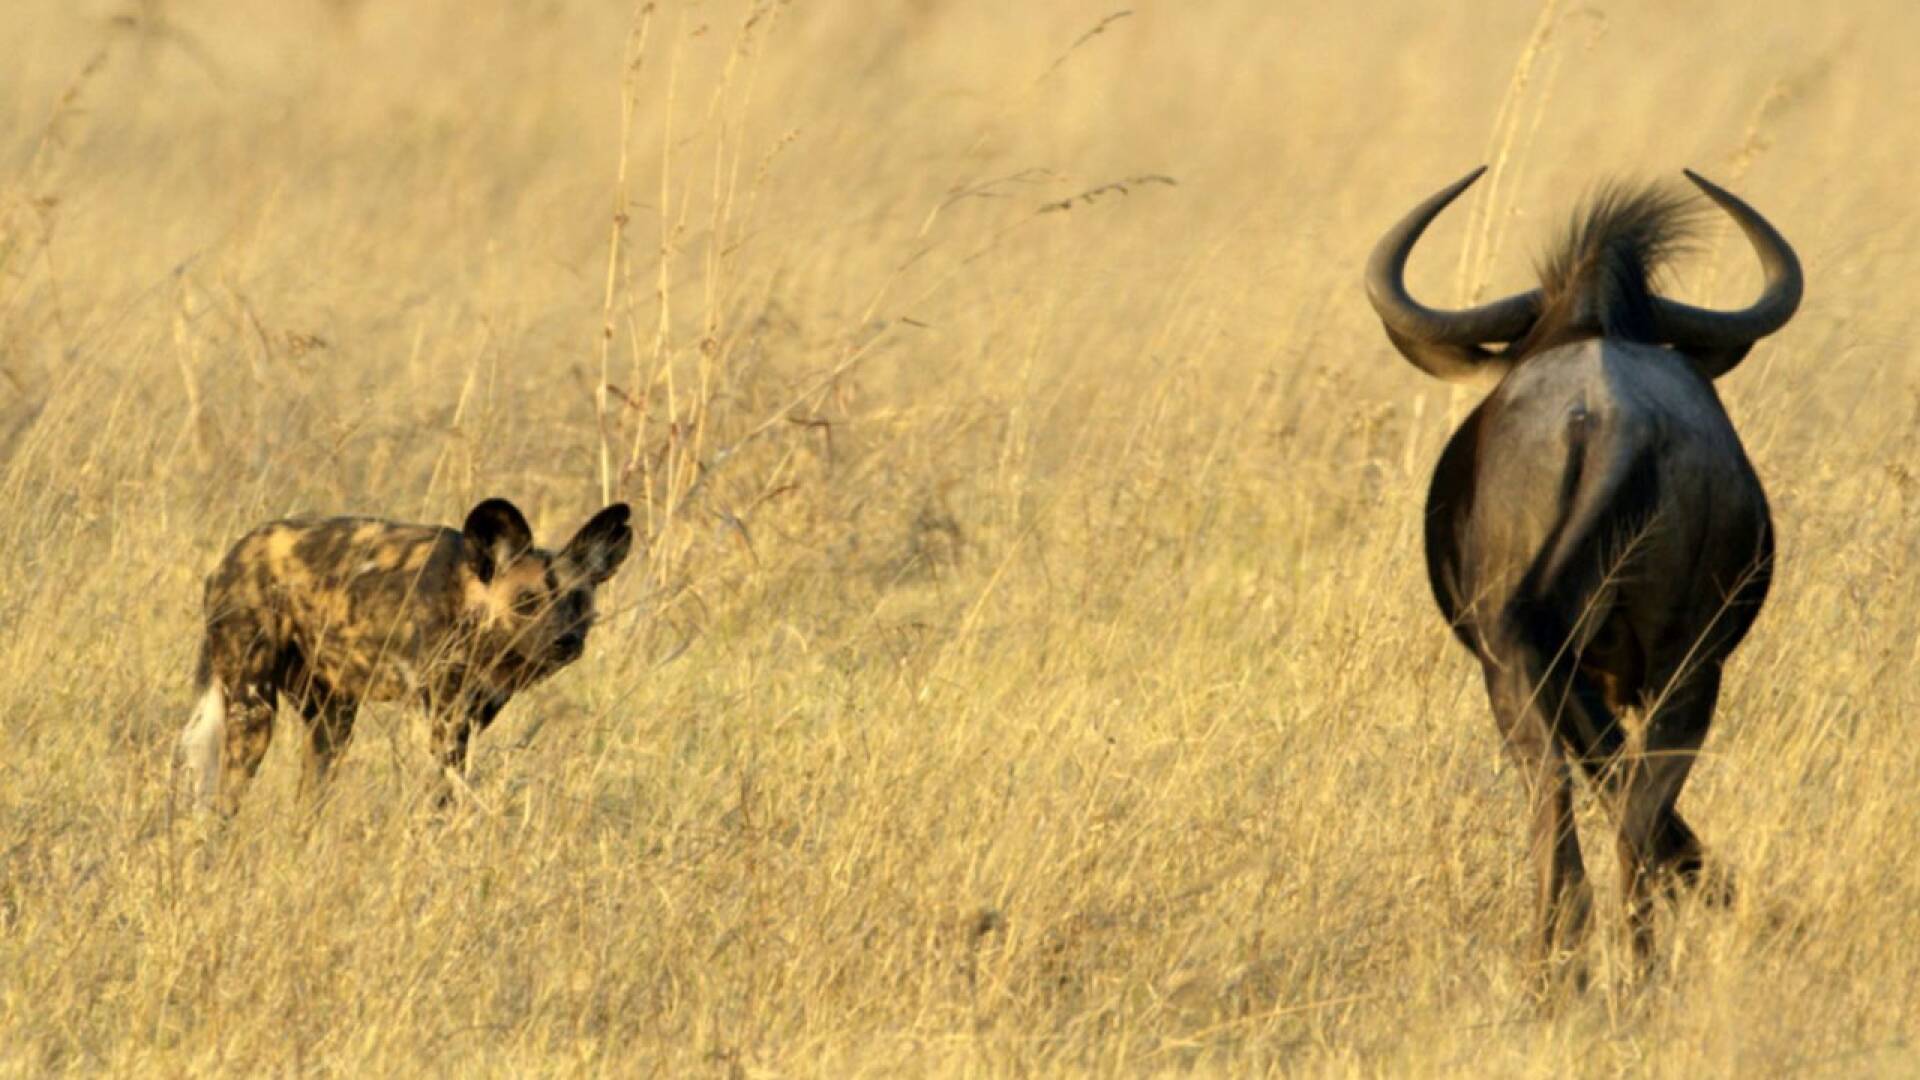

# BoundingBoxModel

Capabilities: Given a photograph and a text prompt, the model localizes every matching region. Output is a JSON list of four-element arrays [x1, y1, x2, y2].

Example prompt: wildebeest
[[178, 498, 634, 814], [1364, 168, 1801, 980]]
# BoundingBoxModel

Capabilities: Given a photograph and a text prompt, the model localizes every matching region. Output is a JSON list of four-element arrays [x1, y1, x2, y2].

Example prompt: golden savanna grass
[[2, 0, 1916, 1073]]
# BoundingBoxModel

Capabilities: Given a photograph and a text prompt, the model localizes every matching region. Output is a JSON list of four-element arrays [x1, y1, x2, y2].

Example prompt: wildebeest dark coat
[[1364, 168, 1801, 980]]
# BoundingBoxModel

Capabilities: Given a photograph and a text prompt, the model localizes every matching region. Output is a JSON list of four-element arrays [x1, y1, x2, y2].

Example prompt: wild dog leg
[[427, 687, 506, 807], [296, 680, 361, 800]]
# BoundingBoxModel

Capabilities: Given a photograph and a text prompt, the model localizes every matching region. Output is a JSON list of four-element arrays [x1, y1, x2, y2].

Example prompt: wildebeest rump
[[1364, 168, 1801, 979], [178, 498, 634, 814]]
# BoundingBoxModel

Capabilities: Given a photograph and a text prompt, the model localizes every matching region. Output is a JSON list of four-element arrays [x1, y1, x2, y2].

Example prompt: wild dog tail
[[178, 644, 226, 811]]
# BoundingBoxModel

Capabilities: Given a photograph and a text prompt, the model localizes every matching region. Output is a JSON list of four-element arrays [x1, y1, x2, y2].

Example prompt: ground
[[0, 0, 1916, 1074]]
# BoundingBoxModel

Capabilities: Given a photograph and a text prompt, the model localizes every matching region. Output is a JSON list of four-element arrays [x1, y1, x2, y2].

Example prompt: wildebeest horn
[[1364, 166, 1542, 383], [1649, 170, 1803, 377]]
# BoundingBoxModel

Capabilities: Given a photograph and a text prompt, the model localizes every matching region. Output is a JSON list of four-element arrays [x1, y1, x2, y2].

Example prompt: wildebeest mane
[[1512, 182, 1703, 355]]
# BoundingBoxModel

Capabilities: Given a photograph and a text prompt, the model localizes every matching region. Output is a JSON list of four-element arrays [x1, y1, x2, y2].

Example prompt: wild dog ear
[[563, 503, 634, 584], [462, 498, 534, 583]]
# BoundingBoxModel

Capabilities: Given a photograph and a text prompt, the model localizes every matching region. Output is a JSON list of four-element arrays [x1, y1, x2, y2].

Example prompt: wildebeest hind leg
[[1616, 664, 1725, 964], [1483, 656, 1592, 989]]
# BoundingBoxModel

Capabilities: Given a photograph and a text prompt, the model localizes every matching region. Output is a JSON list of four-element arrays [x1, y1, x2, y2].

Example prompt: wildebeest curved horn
[[1365, 166, 1542, 382], [1649, 171, 1803, 375]]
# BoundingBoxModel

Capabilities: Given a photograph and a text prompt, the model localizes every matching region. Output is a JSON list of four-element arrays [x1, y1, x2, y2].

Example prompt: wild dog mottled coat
[[179, 498, 633, 812]]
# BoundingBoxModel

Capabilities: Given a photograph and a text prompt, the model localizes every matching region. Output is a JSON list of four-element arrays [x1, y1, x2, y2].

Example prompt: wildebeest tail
[[1507, 408, 1660, 762], [1534, 410, 1660, 609]]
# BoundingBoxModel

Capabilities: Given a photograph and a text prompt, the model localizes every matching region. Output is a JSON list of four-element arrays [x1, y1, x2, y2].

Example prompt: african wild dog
[[178, 498, 634, 813]]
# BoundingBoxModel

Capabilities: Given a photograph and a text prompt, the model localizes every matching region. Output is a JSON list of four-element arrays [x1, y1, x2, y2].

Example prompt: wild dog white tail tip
[[178, 680, 226, 811]]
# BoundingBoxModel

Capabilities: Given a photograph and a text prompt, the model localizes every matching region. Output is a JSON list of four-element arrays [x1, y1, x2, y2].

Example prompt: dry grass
[[2, 0, 1917, 1074]]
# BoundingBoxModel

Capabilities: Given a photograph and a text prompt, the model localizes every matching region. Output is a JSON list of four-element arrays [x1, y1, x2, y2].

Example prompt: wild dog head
[[456, 498, 634, 688]]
